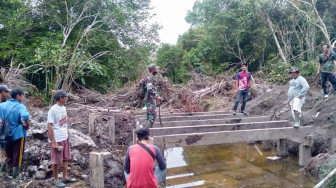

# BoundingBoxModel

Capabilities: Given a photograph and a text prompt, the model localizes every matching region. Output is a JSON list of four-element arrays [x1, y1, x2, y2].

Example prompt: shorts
[[50, 139, 71, 165], [290, 97, 304, 113], [290, 97, 304, 119]]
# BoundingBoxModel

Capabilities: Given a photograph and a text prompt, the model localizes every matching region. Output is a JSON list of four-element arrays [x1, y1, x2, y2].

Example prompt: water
[[165, 143, 318, 188]]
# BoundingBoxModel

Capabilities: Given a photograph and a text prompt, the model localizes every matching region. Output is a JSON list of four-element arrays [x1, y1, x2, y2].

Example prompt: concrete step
[[153, 116, 270, 127], [134, 111, 231, 118], [138, 113, 251, 124], [153, 126, 313, 148], [150, 120, 289, 136]]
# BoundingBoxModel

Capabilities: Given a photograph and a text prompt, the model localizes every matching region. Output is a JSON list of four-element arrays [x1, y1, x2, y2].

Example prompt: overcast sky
[[150, 0, 198, 45]]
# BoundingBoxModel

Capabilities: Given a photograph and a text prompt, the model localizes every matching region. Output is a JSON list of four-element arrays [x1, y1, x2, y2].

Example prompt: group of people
[[123, 45, 336, 188], [0, 45, 334, 188], [232, 44, 336, 127], [0, 87, 76, 187]]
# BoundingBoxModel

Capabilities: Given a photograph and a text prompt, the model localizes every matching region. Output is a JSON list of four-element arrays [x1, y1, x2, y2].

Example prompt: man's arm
[[299, 77, 310, 98], [20, 105, 30, 130], [23, 120, 30, 130], [145, 77, 155, 98], [318, 55, 322, 73], [48, 123, 58, 148], [154, 146, 167, 170], [124, 147, 131, 173]]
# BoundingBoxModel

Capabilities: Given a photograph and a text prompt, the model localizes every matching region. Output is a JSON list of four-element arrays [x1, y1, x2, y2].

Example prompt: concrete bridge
[[134, 111, 313, 167], [89, 111, 314, 188]]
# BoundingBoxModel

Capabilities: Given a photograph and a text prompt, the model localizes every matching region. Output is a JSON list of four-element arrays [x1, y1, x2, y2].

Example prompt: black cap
[[10, 88, 26, 99], [0, 85, 10, 92], [54, 89, 71, 101], [136, 128, 150, 140]]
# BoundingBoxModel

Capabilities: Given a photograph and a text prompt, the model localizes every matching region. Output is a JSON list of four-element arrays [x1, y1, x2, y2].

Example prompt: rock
[[69, 129, 96, 148], [29, 120, 48, 140], [27, 166, 38, 177], [266, 89, 272, 92], [72, 149, 87, 167], [38, 160, 49, 171], [105, 160, 123, 178], [31, 110, 47, 123], [35, 171, 46, 179], [32, 130, 48, 140], [82, 174, 88, 179]]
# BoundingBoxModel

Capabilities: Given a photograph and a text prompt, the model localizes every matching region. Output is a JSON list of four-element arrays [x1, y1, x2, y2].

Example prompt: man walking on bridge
[[317, 44, 336, 98], [233, 63, 252, 115], [287, 67, 309, 128], [144, 64, 161, 128]]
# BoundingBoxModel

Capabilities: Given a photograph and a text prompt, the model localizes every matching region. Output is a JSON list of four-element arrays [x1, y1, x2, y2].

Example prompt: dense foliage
[[156, 0, 336, 84], [0, 0, 159, 95]]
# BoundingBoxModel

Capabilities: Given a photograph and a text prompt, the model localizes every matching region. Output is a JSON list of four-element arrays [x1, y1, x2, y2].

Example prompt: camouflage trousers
[[145, 99, 157, 128]]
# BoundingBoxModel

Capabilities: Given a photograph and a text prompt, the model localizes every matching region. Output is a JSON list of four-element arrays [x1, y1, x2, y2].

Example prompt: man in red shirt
[[124, 128, 166, 188], [233, 63, 253, 115]]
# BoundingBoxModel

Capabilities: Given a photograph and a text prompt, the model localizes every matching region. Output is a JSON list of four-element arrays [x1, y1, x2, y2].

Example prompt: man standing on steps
[[233, 63, 252, 115], [124, 128, 166, 188], [287, 67, 309, 128], [0, 85, 11, 175], [318, 44, 336, 98], [144, 64, 161, 128]]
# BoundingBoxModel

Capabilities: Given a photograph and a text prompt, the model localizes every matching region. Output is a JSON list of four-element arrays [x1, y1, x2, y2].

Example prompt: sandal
[[54, 180, 66, 187], [62, 177, 77, 183]]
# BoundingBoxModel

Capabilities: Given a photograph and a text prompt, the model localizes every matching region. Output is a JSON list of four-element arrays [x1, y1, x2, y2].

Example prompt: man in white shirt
[[48, 89, 76, 187]]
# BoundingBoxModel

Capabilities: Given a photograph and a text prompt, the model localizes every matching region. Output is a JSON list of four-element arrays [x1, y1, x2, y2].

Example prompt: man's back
[[145, 75, 157, 101], [0, 99, 29, 141], [126, 144, 157, 188]]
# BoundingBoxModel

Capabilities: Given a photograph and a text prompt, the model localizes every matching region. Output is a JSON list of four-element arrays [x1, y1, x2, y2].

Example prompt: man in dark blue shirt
[[0, 88, 30, 179]]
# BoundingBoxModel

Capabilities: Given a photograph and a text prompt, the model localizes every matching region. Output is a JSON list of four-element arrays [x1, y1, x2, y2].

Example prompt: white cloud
[[150, 0, 198, 45]]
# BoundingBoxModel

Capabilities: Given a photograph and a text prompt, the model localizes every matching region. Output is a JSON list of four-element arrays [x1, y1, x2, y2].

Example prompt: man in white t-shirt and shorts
[[48, 89, 76, 187]]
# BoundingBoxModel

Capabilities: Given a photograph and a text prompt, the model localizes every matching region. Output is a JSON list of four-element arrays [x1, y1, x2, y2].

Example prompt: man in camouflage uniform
[[144, 64, 161, 128], [318, 44, 336, 98]]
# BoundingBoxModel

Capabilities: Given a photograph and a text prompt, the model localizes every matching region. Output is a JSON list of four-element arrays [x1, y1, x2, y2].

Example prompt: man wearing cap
[[0, 88, 30, 178], [47, 89, 76, 187], [287, 67, 309, 128], [144, 64, 162, 128], [233, 63, 253, 115], [317, 44, 336, 98], [0, 85, 10, 172], [0, 85, 10, 103], [124, 128, 166, 188]]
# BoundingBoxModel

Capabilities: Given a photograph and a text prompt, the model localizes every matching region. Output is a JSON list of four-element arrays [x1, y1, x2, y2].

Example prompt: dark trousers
[[234, 89, 249, 111], [5, 137, 25, 167], [321, 72, 336, 94]]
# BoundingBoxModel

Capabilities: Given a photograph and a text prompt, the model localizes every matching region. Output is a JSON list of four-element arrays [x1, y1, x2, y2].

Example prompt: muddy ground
[[1, 74, 336, 187]]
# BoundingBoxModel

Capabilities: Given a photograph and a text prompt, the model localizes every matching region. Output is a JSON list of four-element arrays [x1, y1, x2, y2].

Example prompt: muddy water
[[164, 143, 318, 188]]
